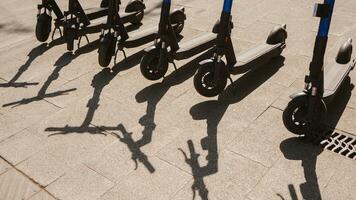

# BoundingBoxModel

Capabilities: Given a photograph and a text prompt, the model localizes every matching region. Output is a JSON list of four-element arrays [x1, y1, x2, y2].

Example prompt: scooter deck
[[123, 26, 158, 48], [77, 11, 135, 35], [323, 59, 355, 99], [175, 33, 216, 60], [232, 42, 284, 74], [85, 7, 108, 21]]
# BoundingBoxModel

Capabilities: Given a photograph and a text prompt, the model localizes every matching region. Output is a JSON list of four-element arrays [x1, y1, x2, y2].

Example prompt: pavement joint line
[[82, 163, 116, 185], [225, 149, 269, 169], [169, 176, 192, 199], [246, 156, 283, 198], [0, 127, 27, 143], [0, 155, 57, 199], [43, 99, 65, 109], [270, 105, 283, 112], [155, 154, 192, 176], [82, 162, 117, 184]]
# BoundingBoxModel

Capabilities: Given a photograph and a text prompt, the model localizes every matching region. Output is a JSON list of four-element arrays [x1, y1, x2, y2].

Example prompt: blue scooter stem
[[317, 0, 335, 37]]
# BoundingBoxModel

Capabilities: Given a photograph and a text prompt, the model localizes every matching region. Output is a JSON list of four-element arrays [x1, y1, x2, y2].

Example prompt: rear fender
[[336, 38, 353, 64], [266, 24, 287, 45], [170, 8, 186, 25], [125, 0, 145, 13]]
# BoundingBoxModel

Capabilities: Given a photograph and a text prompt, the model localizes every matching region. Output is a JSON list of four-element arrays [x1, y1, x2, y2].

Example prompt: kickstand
[[172, 61, 177, 71], [114, 45, 127, 64], [51, 27, 63, 41], [78, 34, 90, 49], [228, 74, 233, 84]]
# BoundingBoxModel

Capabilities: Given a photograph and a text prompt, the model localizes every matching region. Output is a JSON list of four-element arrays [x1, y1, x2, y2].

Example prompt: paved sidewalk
[[0, 0, 355, 199]]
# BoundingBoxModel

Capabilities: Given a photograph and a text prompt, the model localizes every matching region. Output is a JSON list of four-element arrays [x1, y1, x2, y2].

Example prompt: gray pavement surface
[[0, 0, 355, 199]]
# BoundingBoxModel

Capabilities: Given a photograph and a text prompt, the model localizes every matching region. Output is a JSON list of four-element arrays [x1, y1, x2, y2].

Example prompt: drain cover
[[320, 132, 356, 160]]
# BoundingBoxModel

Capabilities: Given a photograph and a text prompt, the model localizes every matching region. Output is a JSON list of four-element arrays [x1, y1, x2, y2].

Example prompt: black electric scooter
[[139, 0, 218, 80], [64, 0, 146, 51], [36, 0, 145, 50], [97, 0, 186, 68], [282, 0, 355, 138], [193, 0, 287, 97]]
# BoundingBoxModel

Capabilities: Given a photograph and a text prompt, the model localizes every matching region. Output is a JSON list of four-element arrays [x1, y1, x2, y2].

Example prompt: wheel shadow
[[277, 76, 354, 200], [183, 56, 285, 200]]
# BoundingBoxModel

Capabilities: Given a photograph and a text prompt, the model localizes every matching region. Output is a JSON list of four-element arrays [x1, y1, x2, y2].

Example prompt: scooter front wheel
[[36, 13, 52, 42], [140, 49, 168, 80], [98, 34, 116, 68], [194, 63, 227, 97], [282, 96, 326, 136]]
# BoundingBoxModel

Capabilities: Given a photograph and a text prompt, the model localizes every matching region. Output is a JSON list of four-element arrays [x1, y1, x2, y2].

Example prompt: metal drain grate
[[320, 132, 356, 160]]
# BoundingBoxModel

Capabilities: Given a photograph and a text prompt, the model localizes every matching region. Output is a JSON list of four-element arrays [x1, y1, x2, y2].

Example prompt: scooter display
[[36, 0, 145, 51], [282, 0, 355, 138], [98, 0, 186, 68], [139, 0, 218, 80], [193, 0, 287, 97]]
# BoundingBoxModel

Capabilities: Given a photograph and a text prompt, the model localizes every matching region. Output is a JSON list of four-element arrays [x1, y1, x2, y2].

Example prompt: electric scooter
[[36, 0, 145, 50], [98, 0, 186, 68], [282, 0, 355, 138], [139, 0, 219, 80], [193, 0, 287, 97]]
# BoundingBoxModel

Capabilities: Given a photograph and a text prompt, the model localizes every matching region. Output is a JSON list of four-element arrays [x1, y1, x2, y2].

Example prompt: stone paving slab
[[0, 0, 355, 199], [0, 168, 41, 200]]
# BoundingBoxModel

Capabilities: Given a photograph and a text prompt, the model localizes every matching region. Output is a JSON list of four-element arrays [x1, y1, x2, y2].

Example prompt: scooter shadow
[[0, 38, 65, 88], [324, 77, 354, 131], [184, 56, 285, 200], [279, 137, 324, 200], [2, 39, 100, 108]]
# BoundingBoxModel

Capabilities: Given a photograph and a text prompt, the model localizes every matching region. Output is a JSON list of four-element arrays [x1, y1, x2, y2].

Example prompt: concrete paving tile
[[99, 156, 190, 200], [46, 164, 114, 200], [0, 100, 60, 142], [172, 150, 267, 200], [322, 158, 356, 200], [228, 108, 291, 167], [0, 158, 11, 175], [16, 150, 73, 187], [84, 140, 138, 184], [0, 112, 27, 142], [0, 168, 41, 200], [0, 129, 45, 165], [28, 190, 56, 200], [247, 140, 346, 200]]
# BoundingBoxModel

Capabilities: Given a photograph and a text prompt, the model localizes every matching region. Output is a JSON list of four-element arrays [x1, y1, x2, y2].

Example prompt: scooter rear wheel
[[194, 63, 227, 97], [98, 34, 116, 68], [140, 49, 168, 80], [36, 13, 52, 42], [282, 96, 326, 136]]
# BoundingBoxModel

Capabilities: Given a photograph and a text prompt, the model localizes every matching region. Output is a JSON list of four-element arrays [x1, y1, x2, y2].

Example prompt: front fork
[[306, 36, 327, 127]]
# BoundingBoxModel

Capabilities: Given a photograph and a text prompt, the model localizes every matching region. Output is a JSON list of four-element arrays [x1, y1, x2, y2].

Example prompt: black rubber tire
[[282, 96, 326, 136], [36, 13, 52, 42], [98, 35, 115, 68], [131, 11, 144, 25], [194, 63, 227, 97], [140, 49, 168, 80]]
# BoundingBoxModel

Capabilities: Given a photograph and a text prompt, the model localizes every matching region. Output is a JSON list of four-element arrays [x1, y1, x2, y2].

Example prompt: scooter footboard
[[175, 33, 216, 60], [124, 26, 158, 48], [233, 43, 284, 74]]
